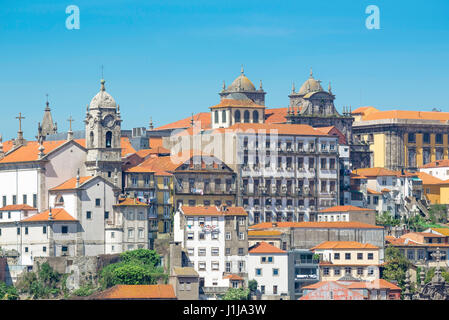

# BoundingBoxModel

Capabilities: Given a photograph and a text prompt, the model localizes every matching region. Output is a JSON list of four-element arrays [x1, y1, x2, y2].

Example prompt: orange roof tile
[[264, 107, 290, 124], [362, 110, 449, 123], [248, 230, 283, 236], [50, 176, 94, 191], [120, 137, 137, 157], [352, 167, 398, 177], [315, 126, 347, 145], [249, 221, 383, 229], [416, 172, 446, 185], [351, 106, 379, 116], [311, 241, 379, 250], [21, 208, 77, 222], [210, 99, 265, 109], [367, 188, 382, 195], [0, 140, 66, 163], [154, 112, 212, 131], [319, 205, 375, 213], [420, 159, 449, 169], [113, 198, 149, 206], [381, 188, 391, 193], [0, 204, 37, 211], [346, 279, 401, 291], [223, 274, 244, 281], [249, 241, 286, 254], [126, 155, 179, 174], [90, 284, 176, 300]]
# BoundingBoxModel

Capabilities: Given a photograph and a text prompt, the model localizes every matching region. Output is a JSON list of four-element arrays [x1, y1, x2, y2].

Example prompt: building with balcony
[[287, 249, 319, 299], [173, 205, 248, 300]]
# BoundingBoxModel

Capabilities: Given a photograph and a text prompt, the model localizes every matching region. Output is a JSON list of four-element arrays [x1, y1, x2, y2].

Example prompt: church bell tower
[[84, 79, 122, 187]]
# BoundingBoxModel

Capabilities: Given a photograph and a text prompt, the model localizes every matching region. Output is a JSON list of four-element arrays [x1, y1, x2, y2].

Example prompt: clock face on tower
[[103, 115, 115, 128]]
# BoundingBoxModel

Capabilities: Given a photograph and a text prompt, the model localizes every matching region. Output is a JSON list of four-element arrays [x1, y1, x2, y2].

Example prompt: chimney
[[169, 241, 182, 271]]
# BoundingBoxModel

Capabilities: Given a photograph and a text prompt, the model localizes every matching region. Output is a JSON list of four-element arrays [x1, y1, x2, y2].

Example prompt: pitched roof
[[367, 188, 382, 195], [0, 204, 37, 211], [319, 205, 375, 213], [50, 176, 95, 191], [315, 126, 347, 145], [21, 208, 77, 222], [352, 167, 398, 177], [172, 267, 198, 277], [113, 198, 149, 207], [249, 221, 383, 230], [264, 107, 290, 124], [223, 274, 244, 281], [430, 228, 449, 237], [153, 112, 212, 131], [351, 106, 379, 116], [89, 284, 176, 300], [416, 171, 446, 185], [311, 241, 379, 250], [180, 206, 247, 216], [420, 159, 449, 169], [248, 241, 286, 254], [361, 110, 449, 123], [126, 156, 178, 175]]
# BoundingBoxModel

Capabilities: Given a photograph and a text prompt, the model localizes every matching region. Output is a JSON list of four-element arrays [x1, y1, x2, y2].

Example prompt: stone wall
[[0, 257, 6, 284]]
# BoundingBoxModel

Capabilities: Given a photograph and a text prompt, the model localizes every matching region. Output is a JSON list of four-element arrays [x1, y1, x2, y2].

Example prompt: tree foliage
[[99, 249, 166, 289], [0, 282, 19, 300], [15, 262, 63, 299], [381, 246, 411, 293], [376, 211, 400, 227], [248, 280, 258, 294], [428, 205, 448, 225], [222, 287, 250, 300]]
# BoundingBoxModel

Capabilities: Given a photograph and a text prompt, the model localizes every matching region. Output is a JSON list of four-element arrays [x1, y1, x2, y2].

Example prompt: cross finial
[[241, 65, 244, 74], [310, 67, 313, 78], [67, 116, 74, 131], [16, 112, 25, 132]]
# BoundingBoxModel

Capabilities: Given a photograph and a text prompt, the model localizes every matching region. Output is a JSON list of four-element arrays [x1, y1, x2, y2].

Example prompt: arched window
[[222, 110, 226, 123], [244, 110, 250, 123], [235, 110, 241, 123], [106, 131, 112, 148], [89, 132, 94, 147], [214, 111, 219, 124], [253, 110, 259, 123]]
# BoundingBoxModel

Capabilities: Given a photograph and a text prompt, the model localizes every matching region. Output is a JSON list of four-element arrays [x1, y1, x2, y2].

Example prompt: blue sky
[[1, 0, 449, 140]]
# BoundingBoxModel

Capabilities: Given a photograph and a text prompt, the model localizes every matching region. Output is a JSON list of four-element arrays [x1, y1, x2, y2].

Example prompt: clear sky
[[1, 0, 449, 140]]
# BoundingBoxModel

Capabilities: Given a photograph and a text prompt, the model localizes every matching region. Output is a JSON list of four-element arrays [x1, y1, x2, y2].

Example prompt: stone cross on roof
[[16, 112, 25, 132]]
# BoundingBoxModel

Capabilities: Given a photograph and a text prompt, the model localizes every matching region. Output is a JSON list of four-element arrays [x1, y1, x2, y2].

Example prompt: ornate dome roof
[[226, 67, 256, 92], [298, 69, 324, 95], [89, 79, 117, 109]]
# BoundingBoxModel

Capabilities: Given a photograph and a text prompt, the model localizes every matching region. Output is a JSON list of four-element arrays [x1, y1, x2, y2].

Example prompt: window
[[238, 248, 244, 255], [273, 268, 279, 276], [226, 232, 231, 240], [25, 247, 28, 253], [138, 229, 144, 239], [222, 110, 227, 123], [345, 253, 351, 260], [423, 133, 430, 144], [211, 247, 219, 256], [239, 261, 245, 272], [253, 110, 259, 123], [273, 285, 278, 295], [111, 232, 115, 239], [244, 110, 250, 123], [345, 267, 352, 275], [334, 268, 341, 276], [23, 194, 27, 205], [61, 226, 68, 234], [86, 211, 92, 220], [199, 232, 205, 240], [225, 248, 231, 255], [235, 110, 241, 123], [408, 133, 416, 143], [8, 212, 11, 219], [2, 196, 6, 207], [256, 268, 262, 276], [198, 248, 206, 256], [436, 133, 443, 144], [211, 232, 219, 240], [357, 267, 363, 275], [368, 253, 374, 260], [211, 261, 219, 270], [13, 195, 16, 205], [187, 232, 194, 240], [104, 211, 109, 219], [357, 253, 363, 260], [268, 256, 273, 263], [43, 246, 47, 252], [128, 228, 134, 238], [261, 285, 265, 294], [214, 110, 219, 124], [105, 131, 112, 148], [239, 217, 246, 226], [239, 232, 245, 240], [373, 196, 379, 205], [25, 227, 28, 235], [368, 267, 375, 276], [323, 267, 330, 276], [187, 248, 194, 256], [95, 198, 101, 206]]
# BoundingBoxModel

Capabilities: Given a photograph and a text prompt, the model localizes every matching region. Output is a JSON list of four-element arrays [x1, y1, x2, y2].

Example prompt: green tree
[[381, 246, 411, 295], [120, 249, 161, 266], [15, 262, 63, 299], [376, 211, 400, 227], [248, 280, 258, 294], [428, 204, 448, 224], [222, 287, 250, 300], [0, 282, 19, 300]]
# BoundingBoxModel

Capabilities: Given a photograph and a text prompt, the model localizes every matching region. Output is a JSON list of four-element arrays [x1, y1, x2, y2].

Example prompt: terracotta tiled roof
[[0, 140, 66, 163], [367, 188, 382, 195], [90, 284, 176, 300], [381, 188, 391, 193], [311, 241, 379, 250], [315, 126, 347, 145], [420, 159, 449, 169], [113, 198, 149, 206], [248, 230, 283, 236], [361, 110, 449, 123], [249, 221, 383, 230], [50, 176, 95, 191], [351, 106, 379, 116], [430, 228, 449, 237], [154, 112, 212, 131], [264, 107, 290, 124], [21, 208, 77, 222], [352, 167, 398, 177], [416, 172, 446, 185], [223, 274, 244, 281], [319, 205, 375, 213], [210, 99, 265, 109], [0, 204, 37, 211], [180, 206, 247, 216], [248, 241, 286, 254], [126, 156, 178, 175], [120, 137, 137, 157], [346, 279, 401, 291]]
